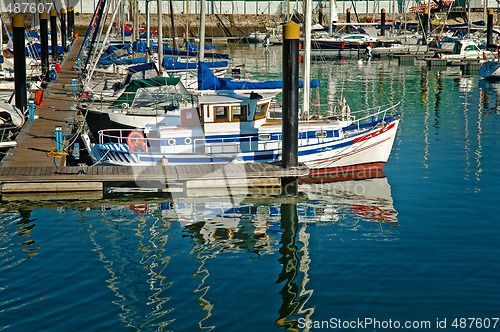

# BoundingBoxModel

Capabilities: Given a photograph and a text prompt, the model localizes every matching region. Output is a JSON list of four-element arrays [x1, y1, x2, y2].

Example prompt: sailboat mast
[[86, 0, 123, 85], [329, 0, 337, 35], [199, 0, 206, 62], [158, 0, 163, 75], [303, 0, 312, 119], [0, 14, 3, 71], [146, 0, 150, 48], [169, 0, 177, 49]]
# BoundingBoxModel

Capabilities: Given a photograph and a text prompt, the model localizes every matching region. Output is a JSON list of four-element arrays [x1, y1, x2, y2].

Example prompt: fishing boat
[[83, 76, 195, 137], [82, 90, 401, 173], [81, 0, 401, 174]]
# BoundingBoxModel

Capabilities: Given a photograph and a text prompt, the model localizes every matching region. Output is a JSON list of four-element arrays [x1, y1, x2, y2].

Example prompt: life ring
[[130, 204, 149, 213], [127, 131, 149, 153]]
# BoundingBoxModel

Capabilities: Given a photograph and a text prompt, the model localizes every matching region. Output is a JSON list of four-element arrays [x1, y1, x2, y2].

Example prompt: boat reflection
[[99, 172, 398, 329], [0, 172, 398, 330]]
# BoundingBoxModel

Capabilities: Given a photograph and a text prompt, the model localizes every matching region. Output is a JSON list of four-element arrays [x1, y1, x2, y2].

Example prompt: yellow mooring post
[[281, 21, 300, 196], [13, 15, 27, 113]]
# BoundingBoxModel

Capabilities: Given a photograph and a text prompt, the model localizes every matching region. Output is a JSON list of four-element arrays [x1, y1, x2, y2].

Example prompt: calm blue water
[[1, 45, 500, 331]]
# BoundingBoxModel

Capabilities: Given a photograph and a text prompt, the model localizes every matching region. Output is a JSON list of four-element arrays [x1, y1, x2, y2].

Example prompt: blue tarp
[[163, 58, 228, 71], [197, 62, 320, 91], [97, 43, 138, 65], [122, 62, 158, 86], [185, 40, 216, 52], [147, 41, 230, 59], [26, 43, 65, 57]]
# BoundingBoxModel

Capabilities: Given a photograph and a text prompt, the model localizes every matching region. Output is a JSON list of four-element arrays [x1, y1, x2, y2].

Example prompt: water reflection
[[90, 175, 398, 329]]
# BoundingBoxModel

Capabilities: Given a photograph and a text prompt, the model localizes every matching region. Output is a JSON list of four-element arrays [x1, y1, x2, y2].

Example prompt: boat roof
[[111, 77, 182, 109], [198, 92, 276, 104]]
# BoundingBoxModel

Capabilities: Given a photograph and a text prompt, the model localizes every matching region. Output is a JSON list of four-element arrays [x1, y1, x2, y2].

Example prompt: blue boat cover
[[27, 43, 65, 57], [185, 40, 216, 52], [197, 62, 320, 91], [163, 58, 228, 71]]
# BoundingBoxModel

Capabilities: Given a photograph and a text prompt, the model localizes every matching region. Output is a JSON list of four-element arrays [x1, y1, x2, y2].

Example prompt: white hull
[[479, 60, 500, 80]]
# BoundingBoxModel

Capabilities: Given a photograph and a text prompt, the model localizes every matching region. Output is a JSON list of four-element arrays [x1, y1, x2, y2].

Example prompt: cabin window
[[464, 45, 479, 52], [255, 103, 268, 119], [315, 131, 327, 138], [232, 105, 247, 121], [214, 106, 229, 121], [259, 134, 271, 141], [334, 130, 339, 137]]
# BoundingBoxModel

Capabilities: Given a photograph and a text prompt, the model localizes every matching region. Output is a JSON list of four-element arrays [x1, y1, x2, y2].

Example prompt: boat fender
[[127, 131, 150, 153], [50, 68, 57, 81], [130, 204, 149, 213]]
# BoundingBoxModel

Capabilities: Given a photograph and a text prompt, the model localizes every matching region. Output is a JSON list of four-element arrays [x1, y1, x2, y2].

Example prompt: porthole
[[315, 131, 327, 138], [184, 137, 192, 145], [168, 139, 176, 146]]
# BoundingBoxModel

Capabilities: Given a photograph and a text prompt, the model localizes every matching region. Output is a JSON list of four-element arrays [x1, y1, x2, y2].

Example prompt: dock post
[[61, 8, 67, 52], [28, 101, 35, 122], [281, 21, 300, 195], [40, 12, 50, 80], [50, 9, 58, 59], [381, 8, 386, 37], [55, 127, 63, 152], [422, 8, 429, 45], [68, 7, 75, 40], [487, 8, 494, 49], [346, 8, 351, 32], [13, 15, 27, 114]]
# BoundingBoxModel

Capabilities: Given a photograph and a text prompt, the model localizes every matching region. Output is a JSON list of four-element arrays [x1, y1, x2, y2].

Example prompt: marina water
[[1, 45, 500, 331]]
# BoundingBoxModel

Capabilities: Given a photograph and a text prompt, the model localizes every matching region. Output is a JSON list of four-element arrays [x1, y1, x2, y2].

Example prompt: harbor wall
[[0, 12, 495, 38]]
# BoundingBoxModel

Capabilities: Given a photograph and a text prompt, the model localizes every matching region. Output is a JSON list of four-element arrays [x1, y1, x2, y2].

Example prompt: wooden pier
[[0, 163, 309, 200], [1, 38, 83, 168], [0, 37, 309, 200]]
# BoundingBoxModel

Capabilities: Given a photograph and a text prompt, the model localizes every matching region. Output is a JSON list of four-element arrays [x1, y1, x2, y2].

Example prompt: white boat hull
[[84, 116, 400, 174], [479, 60, 500, 80]]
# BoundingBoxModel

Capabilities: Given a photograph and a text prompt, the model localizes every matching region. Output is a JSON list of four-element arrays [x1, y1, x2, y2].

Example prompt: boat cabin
[[198, 92, 276, 133]]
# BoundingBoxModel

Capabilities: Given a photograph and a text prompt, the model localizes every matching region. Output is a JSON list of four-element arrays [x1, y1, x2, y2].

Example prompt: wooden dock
[[1, 38, 83, 168], [0, 38, 310, 200], [0, 163, 309, 200]]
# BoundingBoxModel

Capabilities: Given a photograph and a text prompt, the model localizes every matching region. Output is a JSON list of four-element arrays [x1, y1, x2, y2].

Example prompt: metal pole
[[50, 9, 58, 58], [40, 12, 50, 80], [146, 0, 150, 48], [0, 13, 3, 71], [381, 8, 385, 36], [423, 8, 428, 45], [303, 0, 312, 120], [169, 0, 177, 49], [158, 0, 163, 75], [281, 21, 300, 195], [67, 7, 74, 40], [61, 8, 67, 52], [13, 15, 27, 113], [199, 0, 206, 62], [487, 8, 493, 48]]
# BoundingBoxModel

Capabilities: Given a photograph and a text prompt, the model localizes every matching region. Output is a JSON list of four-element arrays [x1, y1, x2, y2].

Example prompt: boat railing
[[98, 129, 281, 154], [0, 126, 18, 148], [349, 102, 400, 131]]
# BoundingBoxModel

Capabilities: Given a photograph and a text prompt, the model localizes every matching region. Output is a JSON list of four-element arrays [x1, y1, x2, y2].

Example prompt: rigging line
[[84, 0, 107, 72], [77, 0, 102, 60]]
